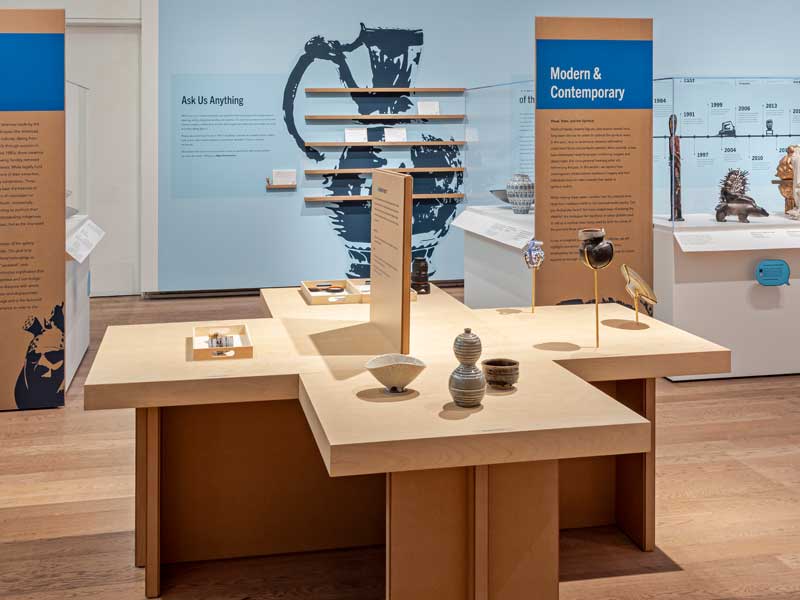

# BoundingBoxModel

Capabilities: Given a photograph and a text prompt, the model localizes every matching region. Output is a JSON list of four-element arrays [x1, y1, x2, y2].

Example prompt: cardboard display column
[[0, 10, 65, 410], [534, 17, 653, 306]]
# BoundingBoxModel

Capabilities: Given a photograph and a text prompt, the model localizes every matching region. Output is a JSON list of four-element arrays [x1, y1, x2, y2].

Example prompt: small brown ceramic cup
[[481, 358, 520, 389]]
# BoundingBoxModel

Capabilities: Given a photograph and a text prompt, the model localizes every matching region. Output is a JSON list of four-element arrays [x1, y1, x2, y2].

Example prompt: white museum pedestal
[[65, 213, 104, 390], [653, 213, 800, 379], [453, 205, 534, 309]]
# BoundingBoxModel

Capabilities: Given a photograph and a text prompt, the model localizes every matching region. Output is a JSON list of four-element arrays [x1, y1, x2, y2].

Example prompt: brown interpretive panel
[[0, 10, 65, 410], [534, 17, 653, 306], [369, 169, 413, 354]]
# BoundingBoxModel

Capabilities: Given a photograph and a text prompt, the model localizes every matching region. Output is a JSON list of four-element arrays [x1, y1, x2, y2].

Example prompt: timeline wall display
[[534, 17, 653, 306], [0, 10, 65, 411], [653, 77, 800, 217]]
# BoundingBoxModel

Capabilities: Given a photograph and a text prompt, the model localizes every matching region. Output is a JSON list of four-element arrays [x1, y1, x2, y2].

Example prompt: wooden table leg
[[145, 407, 161, 598], [614, 378, 656, 552], [387, 467, 470, 600], [488, 461, 558, 600], [135, 408, 146, 568], [386, 461, 558, 600]]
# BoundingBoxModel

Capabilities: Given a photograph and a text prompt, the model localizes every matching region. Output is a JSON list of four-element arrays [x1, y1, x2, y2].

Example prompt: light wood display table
[[85, 286, 729, 599]]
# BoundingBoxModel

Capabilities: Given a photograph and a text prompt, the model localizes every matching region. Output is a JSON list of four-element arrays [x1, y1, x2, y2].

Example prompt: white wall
[[66, 25, 141, 296], [141, 0, 800, 292]]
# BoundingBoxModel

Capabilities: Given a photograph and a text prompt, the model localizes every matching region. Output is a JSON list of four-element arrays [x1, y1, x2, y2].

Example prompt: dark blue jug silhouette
[[283, 23, 463, 278]]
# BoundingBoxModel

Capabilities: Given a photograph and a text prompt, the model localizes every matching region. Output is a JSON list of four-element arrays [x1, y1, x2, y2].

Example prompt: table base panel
[[136, 399, 386, 597], [559, 379, 655, 551], [134, 377, 654, 597], [387, 461, 559, 600]]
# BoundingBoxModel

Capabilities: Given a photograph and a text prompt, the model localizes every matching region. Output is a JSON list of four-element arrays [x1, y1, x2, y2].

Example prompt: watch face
[[523, 239, 545, 270], [621, 264, 657, 305]]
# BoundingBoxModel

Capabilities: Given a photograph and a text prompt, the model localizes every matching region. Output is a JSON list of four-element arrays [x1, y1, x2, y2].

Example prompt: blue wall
[[158, 0, 796, 291]]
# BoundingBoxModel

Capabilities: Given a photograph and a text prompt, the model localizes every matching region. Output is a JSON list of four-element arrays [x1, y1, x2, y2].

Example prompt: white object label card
[[417, 101, 440, 115], [452, 208, 534, 249], [66, 219, 106, 264], [272, 169, 297, 186], [675, 229, 800, 252], [345, 127, 368, 143], [385, 127, 407, 142]]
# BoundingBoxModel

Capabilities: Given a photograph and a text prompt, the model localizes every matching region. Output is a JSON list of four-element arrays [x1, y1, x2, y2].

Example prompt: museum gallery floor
[[1, 291, 799, 600]]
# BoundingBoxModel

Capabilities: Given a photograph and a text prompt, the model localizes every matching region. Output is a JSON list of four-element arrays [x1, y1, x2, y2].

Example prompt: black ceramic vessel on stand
[[411, 258, 431, 295], [578, 228, 615, 348]]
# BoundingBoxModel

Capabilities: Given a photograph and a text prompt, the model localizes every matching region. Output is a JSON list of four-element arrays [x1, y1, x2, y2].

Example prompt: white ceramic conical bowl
[[365, 354, 426, 393]]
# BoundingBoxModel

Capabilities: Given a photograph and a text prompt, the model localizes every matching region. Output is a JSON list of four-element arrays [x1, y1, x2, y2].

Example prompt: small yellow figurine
[[776, 145, 800, 218]]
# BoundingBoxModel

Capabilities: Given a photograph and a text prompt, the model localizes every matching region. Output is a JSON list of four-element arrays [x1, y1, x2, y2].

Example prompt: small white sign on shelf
[[384, 127, 407, 143], [345, 127, 369, 143], [272, 169, 297, 186], [417, 100, 440, 115]]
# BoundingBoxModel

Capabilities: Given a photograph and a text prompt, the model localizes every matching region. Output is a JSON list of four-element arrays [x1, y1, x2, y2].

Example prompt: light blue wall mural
[[158, 0, 797, 291]]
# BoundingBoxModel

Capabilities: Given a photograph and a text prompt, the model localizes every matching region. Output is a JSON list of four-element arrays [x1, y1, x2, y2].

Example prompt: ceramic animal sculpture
[[715, 169, 769, 223]]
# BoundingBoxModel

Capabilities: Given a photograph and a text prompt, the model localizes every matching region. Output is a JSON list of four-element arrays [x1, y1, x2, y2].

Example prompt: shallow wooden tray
[[300, 279, 362, 305], [192, 324, 254, 361]]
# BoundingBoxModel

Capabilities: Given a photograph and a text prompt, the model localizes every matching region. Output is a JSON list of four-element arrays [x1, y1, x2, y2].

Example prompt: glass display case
[[65, 80, 92, 390], [651, 77, 800, 379], [464, 79, 535, 206], [457, 81, 536, 308], [66, 80, 89, 215], [653, 76, 800, 227]]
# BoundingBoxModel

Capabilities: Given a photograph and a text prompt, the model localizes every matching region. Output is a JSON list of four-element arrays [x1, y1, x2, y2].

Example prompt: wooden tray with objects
[[192, 324, 254, 360], [346, 278, 418, 303], [300, 279, 362, 305]]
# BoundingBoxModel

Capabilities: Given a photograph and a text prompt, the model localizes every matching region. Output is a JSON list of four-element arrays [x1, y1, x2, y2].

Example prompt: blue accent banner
[[0, 33, 64, 111], [536, 39, 652, 110]]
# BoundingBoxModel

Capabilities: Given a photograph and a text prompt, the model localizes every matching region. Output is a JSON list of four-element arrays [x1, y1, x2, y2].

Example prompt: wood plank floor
[[1, 292, 799, 599]]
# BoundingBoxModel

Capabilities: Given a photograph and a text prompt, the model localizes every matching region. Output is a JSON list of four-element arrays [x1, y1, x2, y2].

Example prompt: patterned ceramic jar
[[523, 239, 545, 270], [506, 174, 535, 215]]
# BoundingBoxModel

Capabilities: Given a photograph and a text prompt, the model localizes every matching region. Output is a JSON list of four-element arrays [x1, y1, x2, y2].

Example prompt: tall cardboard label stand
[[534, 17, 653, 306], [369, 170, 413, 354], [0, 10, 66, 410]]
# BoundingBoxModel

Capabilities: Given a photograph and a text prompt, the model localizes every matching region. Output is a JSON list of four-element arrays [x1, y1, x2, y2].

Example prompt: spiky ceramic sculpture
[[715, 169, 769, 223]]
